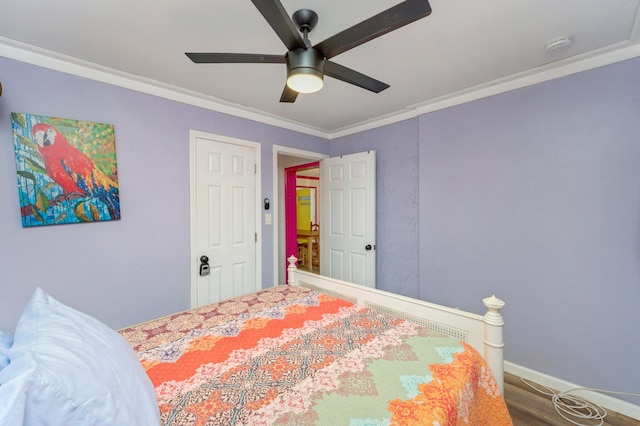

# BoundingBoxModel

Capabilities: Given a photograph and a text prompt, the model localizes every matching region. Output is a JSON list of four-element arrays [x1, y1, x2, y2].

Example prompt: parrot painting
[[31, 122, 120, 221]]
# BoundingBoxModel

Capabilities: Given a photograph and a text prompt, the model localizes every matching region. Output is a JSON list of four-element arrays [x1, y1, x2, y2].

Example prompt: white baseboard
[[505, 361, 640, 421]]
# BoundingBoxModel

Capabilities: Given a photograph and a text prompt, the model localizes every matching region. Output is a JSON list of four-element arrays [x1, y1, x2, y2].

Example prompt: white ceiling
[[1, 0, 639, 138]]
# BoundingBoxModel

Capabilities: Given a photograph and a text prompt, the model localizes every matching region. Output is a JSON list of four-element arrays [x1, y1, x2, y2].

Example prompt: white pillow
[[0, 288, 160, 425], [0, 331, 12, 370]]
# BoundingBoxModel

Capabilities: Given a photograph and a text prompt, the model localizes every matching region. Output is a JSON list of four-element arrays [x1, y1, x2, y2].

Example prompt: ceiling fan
[[185, 0, 432, 103]]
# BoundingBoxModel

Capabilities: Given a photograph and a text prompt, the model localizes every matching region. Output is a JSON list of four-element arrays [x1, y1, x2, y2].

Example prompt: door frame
[[272, 145, 327, 285], [190, 130, 262, 308], [284, 161, 320, 278]]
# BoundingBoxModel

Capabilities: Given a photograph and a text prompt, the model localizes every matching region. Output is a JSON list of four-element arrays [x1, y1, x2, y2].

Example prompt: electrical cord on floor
[[520, 378, 640, 426]]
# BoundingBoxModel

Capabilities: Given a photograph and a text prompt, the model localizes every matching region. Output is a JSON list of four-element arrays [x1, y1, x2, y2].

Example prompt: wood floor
[[504, 373, 640, 426]]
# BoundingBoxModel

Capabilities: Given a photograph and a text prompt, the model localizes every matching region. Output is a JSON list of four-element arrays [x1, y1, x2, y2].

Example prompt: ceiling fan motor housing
[[286, 48, 325, 92]]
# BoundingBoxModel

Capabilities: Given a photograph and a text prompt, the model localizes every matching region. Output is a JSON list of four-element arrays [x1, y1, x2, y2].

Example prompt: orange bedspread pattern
[[120, 285, 512, 425]]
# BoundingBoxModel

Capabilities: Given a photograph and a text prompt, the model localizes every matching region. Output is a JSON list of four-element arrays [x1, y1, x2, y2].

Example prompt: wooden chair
[[310, 223, 320, 271], [297, 240, 309, 269]]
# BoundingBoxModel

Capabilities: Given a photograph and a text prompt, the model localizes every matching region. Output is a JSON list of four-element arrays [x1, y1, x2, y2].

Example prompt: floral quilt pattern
[[120, 285, 512, 426]]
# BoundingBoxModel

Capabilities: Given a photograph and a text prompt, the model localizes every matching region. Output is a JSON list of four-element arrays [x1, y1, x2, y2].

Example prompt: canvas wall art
[[11, 113, 120, 227]]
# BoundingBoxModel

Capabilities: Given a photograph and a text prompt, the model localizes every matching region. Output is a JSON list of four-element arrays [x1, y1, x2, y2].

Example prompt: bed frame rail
[[287, 256, 506, 392]]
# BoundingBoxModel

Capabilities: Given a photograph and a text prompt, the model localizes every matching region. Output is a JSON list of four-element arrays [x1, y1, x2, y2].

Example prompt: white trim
[[411, 41, 640, 117], [3, 37, 640, 139], [0, 37, 327, 139], [329, 109, 418, 139], [271, 145, 327, 286], [505, 361, 640, 421], [189, 130, 262, 307], [332, 41, 640, 138]]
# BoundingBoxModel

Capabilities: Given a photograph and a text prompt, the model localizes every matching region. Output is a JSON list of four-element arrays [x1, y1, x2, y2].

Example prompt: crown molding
[[330, 41, 640, 139], [0, 37, 329, 139], [2, 36, 640, 140]]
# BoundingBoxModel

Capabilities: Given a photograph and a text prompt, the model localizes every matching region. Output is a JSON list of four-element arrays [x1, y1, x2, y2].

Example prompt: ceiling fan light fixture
[[286, 48, 325, 94], [287, 69, 324, 94]]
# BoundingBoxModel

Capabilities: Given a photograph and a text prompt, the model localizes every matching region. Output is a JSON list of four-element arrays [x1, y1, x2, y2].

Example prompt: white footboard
[[287, 256, 506, 392]]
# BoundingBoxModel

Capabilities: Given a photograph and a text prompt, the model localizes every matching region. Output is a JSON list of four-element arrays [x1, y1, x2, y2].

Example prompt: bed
[[118, 258, 512, 425], [0, 258, 511, 425]]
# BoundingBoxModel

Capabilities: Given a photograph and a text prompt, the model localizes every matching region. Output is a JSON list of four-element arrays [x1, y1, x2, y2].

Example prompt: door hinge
[[255, 233, 257, 243], [254, 163, 257, 174]]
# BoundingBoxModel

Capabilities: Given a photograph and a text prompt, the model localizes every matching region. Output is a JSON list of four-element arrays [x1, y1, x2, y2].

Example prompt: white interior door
[[191, 133, 259, 306], [320, 151, 376, 288]]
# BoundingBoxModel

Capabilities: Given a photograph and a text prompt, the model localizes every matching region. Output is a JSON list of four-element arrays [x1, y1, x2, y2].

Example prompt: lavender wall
[[0, 56, 327, 331], [330, 120, 420, 298], [2, 51, 639, 404], [419, 58, 640, 401]]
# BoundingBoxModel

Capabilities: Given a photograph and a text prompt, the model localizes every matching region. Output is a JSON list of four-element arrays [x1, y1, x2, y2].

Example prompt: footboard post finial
[[482, 294, 506, 393], [287, 256, 298, 286]]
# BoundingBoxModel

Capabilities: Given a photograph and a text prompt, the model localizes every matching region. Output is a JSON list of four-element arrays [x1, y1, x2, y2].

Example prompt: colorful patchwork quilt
[[120, 285, 512, 426]]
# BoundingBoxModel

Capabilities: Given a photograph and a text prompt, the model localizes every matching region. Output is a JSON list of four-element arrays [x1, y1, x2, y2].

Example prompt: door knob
[[199, 255, 210, 276], [365, 244, 373, 251]]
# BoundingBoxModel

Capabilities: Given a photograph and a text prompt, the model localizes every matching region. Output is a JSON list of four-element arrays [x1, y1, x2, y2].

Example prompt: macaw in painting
[[31, 123, 120, 220]]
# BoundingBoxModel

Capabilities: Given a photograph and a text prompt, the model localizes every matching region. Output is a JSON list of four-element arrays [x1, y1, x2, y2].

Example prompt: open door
[[320, 151, 376, 288]]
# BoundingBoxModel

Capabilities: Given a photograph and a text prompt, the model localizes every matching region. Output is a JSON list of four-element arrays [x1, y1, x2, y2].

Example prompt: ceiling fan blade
[[315, 0, 432, 59], [324, 61, 389, 93], [280, 84, 299, 103], [251, 0, 306, 50], [185, 53, 286, 64]]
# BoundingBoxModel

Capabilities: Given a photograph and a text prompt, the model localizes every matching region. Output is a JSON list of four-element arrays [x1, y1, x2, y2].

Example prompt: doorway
[[273, 146, 327, 285], [272, 146, 377, 287], [285, 162, 320, 275]]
